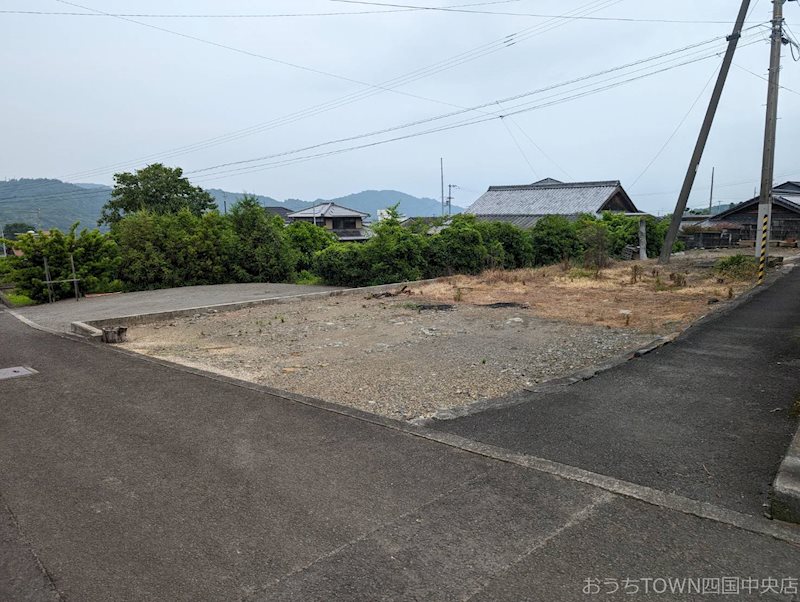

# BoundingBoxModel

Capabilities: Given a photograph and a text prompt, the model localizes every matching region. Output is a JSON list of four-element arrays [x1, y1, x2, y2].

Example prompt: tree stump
[[101, 326, 128, 344]]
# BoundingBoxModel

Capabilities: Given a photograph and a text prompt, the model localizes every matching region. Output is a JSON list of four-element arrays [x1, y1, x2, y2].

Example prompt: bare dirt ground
[[122, 250, 796, 420]]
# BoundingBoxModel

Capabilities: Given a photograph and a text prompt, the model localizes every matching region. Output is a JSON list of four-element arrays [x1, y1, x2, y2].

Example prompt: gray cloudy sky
[[2, 0, 799, 213]]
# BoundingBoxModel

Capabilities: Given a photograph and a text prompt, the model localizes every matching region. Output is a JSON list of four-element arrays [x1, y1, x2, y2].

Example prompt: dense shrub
[[313, 243, 370, 287], [5, 224, 122, 302], [286, 220, 337, 271], [529, 215, 582, 266], [715, 254, 757, 280], [577, 220, 611, 268], [428, 216, 489, 276], [113, 209, 238, 290], [474, 220, 534, 269], [228, 196, 297, 283], [362, 210, 430, 285]]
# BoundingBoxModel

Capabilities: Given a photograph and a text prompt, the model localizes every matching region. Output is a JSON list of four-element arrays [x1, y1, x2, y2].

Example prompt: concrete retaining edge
[[771, 428, 800, 523], [69, 321, 103, 339]]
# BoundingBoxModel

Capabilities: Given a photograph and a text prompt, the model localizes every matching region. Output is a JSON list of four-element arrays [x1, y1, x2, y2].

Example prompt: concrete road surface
[[1, 297, 799, 600]]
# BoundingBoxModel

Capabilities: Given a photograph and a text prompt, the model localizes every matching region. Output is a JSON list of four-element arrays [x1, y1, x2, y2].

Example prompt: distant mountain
[[0, 179, 111, 232], [208, 188, 462, 219], [315, 190, 462, 219], [0, 179, 463, 232]]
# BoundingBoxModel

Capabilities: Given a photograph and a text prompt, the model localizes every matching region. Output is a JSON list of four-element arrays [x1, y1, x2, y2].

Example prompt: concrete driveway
[[1, 308, 799, 601], [12, 282, 341, 332]]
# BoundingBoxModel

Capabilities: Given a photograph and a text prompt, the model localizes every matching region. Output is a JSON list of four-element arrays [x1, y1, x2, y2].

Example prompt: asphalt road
[[12, 282, 341, 332], [434, 266, 800, 516], [1, 303, 799, 600]]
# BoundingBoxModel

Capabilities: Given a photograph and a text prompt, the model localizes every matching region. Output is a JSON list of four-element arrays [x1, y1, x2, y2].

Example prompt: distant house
[[264, 206, 292, 223], [702, 182, 800, 240], [466, 177, 640, 227], [287, 203, 371, 242]]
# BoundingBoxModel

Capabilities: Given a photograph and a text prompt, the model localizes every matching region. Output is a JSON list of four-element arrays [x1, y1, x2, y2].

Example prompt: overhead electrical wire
[[631, 63, 721, 187], [188, 40, 765, 184], [331, 0, 774, 24], [0, 1, 521, 19], [499, 117, 539, 177], [60, 0, 623, 180], [187, 32, 761, 177], [1, 31, 763, 204]]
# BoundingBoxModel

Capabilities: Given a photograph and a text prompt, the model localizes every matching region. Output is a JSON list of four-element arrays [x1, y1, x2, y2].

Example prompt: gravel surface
[[123, 295, 654, 421]]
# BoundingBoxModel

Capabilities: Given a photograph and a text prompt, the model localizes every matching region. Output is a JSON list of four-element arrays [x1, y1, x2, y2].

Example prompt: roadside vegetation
[[2, 163, 684, 303]]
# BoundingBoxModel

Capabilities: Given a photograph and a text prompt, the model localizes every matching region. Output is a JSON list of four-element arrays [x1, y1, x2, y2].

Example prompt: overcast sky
[[2, 0, 799, 214]]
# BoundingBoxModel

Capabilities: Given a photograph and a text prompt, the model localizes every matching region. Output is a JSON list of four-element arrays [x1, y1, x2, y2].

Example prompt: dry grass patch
[[412, 257, 759, 334]]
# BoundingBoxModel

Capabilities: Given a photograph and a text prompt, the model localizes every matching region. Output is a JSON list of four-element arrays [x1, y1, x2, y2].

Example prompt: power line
[[332, 0, 774, 24], [187, 33, 757, 177], [732, 62, 800, 96], [505, 116, 573, 179], [190, 41, 763, 184], [631, 63, 721, 187], [60, 0, 624, 181], [499, 117, 538, 177], [0, 1, 520, 19], [1, 33, 763, 204]]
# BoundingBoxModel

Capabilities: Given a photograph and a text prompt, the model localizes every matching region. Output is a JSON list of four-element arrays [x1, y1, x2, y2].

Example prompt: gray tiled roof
[[467, 179, 629, 217], [288, 203, 369, 219], [474, 215, 544, 229]]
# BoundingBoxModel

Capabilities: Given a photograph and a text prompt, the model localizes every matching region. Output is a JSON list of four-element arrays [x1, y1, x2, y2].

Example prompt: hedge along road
[[1, 305, 800, 600]]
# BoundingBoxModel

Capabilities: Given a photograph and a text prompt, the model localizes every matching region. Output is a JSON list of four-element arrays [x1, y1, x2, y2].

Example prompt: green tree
[[228, 195, 297, 282], [113, 209, 238, 290], [2, 222, 36, 240], [313, 243, 370, 287], [6, 224, 122, 302], [285, 220, 337, 272], [362, 205, 429, 284], [429, 215, 488, 276], [529, 215, 582, 266], [576, 219, 611, 268], [474, 220, 534, 269], [99, 163, 216, 226]]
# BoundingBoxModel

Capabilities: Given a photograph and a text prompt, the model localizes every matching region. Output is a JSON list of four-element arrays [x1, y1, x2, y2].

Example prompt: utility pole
[[659, 0, 752, 264], [1, 223, 6, 258], [440, 158, 445, 217], [708, 167, 715, 214], [756, 0, 786, 284], [447, 184, 458, 216]]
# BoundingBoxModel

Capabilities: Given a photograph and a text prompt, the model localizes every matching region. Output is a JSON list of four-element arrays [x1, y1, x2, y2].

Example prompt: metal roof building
[[466, 178, 640, 228]]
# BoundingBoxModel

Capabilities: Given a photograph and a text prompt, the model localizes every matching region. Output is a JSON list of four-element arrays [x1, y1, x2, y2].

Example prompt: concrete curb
[[69, 321, 103, 338], [770, 422, 800, 523], [80, 278, 445, 330]]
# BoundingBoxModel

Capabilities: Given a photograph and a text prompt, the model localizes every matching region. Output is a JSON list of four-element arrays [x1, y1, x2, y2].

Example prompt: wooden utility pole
[[659, 0, 752, 264], [756, 0, 786, 284]]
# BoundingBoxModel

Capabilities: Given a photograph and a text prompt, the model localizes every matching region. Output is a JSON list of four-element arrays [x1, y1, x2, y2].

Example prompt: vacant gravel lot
[[123, 294, 653, 420]]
